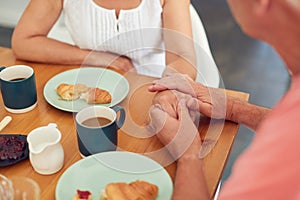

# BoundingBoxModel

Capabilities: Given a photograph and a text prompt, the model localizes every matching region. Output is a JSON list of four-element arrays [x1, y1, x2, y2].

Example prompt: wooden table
[[0, 46, 249, 199]]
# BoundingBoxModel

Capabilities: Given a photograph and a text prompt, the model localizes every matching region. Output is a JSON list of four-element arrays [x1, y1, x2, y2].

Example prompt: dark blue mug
[[0, 65, 37, 113], [75, 105, 125, 157]]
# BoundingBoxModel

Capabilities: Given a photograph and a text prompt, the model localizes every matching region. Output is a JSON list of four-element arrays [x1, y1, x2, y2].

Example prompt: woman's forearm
[[11, 36, 125, 68], [162, 0, 197, 80], [12, 36, 90, 65], [172, 156, 210, 200], [166, 57, 197, 80]]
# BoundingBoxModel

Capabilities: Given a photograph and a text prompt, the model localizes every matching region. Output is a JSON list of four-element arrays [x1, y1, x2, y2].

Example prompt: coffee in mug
[[0, 65, 37, 113], [82, 117, 112, 127], [75, 105, 125, 157]]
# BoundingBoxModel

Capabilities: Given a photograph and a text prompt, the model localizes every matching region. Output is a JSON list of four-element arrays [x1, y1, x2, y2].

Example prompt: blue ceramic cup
[[0, 65, 37, 113], [75, 105, 125, 157]]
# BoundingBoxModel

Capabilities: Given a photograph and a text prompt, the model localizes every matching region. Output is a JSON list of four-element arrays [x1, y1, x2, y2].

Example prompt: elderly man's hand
[[149, 73, 231, 120], [147, 99, 202, 160]]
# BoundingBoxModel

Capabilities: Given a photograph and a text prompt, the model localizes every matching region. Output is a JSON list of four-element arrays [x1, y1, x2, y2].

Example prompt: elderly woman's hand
[[147, 99, 202, 160]]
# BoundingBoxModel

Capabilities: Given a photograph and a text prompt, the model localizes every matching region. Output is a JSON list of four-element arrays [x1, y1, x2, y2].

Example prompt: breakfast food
[[56, 83, 112, 104], [72, 190, 92, 200], [0, 135, 26, 160], [80, 88, 112, 104], [56, 83, 89, 101], [100, 180, 159, 200]]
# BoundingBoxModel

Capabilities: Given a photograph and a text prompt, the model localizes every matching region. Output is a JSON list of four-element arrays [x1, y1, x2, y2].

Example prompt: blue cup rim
[[76, 106, 117, 129], [0, 65, 34, 83]]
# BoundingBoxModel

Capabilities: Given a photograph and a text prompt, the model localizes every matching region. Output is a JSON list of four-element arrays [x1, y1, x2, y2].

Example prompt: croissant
[[80, 88, 112, 104], [56, 83, 89, 101], [56, 83, 112, 104], [100, 180, 158, 200]]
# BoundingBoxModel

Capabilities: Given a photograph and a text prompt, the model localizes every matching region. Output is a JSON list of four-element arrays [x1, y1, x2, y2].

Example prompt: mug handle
[[112, 106, 125, 129], [0, 66, 5, 72], [0, 66, 5, 88]]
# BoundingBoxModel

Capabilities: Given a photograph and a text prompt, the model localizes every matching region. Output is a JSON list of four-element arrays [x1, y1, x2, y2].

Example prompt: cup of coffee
[[75, 105, 125, 157], [0, 65, 37, 113]]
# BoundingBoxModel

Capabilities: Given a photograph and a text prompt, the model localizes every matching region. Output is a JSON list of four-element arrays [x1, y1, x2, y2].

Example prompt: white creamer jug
[[27, 123, 64, 175]]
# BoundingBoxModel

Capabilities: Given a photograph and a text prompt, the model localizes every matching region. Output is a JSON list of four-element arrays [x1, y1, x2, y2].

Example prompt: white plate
[[55, 151, 173, 200], [43, 68, 129, 112]]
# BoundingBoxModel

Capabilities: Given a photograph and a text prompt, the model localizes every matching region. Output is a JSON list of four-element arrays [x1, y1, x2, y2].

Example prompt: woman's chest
[[63, 0, 163, 49], [92, 0, 142, 18]]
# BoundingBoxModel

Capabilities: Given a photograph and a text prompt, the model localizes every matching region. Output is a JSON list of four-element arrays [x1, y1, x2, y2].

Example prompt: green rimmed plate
[[55, 151, 173, 200], [43, 67, 129, 112]]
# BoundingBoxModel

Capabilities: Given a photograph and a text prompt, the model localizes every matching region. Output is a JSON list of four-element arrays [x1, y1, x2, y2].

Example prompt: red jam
[[0, 136, 25, 160], [77, 190, 91, 199]]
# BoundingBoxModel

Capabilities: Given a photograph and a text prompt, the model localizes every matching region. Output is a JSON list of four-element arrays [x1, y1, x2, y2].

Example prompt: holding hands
[[147, 99, 202, 160], [148, 72, 267, 161], [147, 72, 251, 161], [149, 73, 231, 120]]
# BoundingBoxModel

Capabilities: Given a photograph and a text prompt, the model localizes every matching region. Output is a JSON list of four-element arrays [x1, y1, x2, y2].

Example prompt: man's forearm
[[172, 156, 210, 200], [229, 98, 271, 131]]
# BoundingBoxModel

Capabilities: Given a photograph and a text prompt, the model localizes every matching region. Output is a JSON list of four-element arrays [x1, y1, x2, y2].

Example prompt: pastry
[[80, 88, 112, 104], [56, 83, 112, 104], [72, 190, 92, 200], [100, 180, 158, 200], [56, 83, 89, 101]]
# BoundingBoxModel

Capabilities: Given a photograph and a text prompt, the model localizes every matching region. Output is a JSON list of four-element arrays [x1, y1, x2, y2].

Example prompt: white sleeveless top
[[63, 0, 166, 77]]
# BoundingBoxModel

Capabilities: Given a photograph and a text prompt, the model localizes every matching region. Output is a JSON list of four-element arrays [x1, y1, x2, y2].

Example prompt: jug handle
[[47, 123, 62, 143]]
